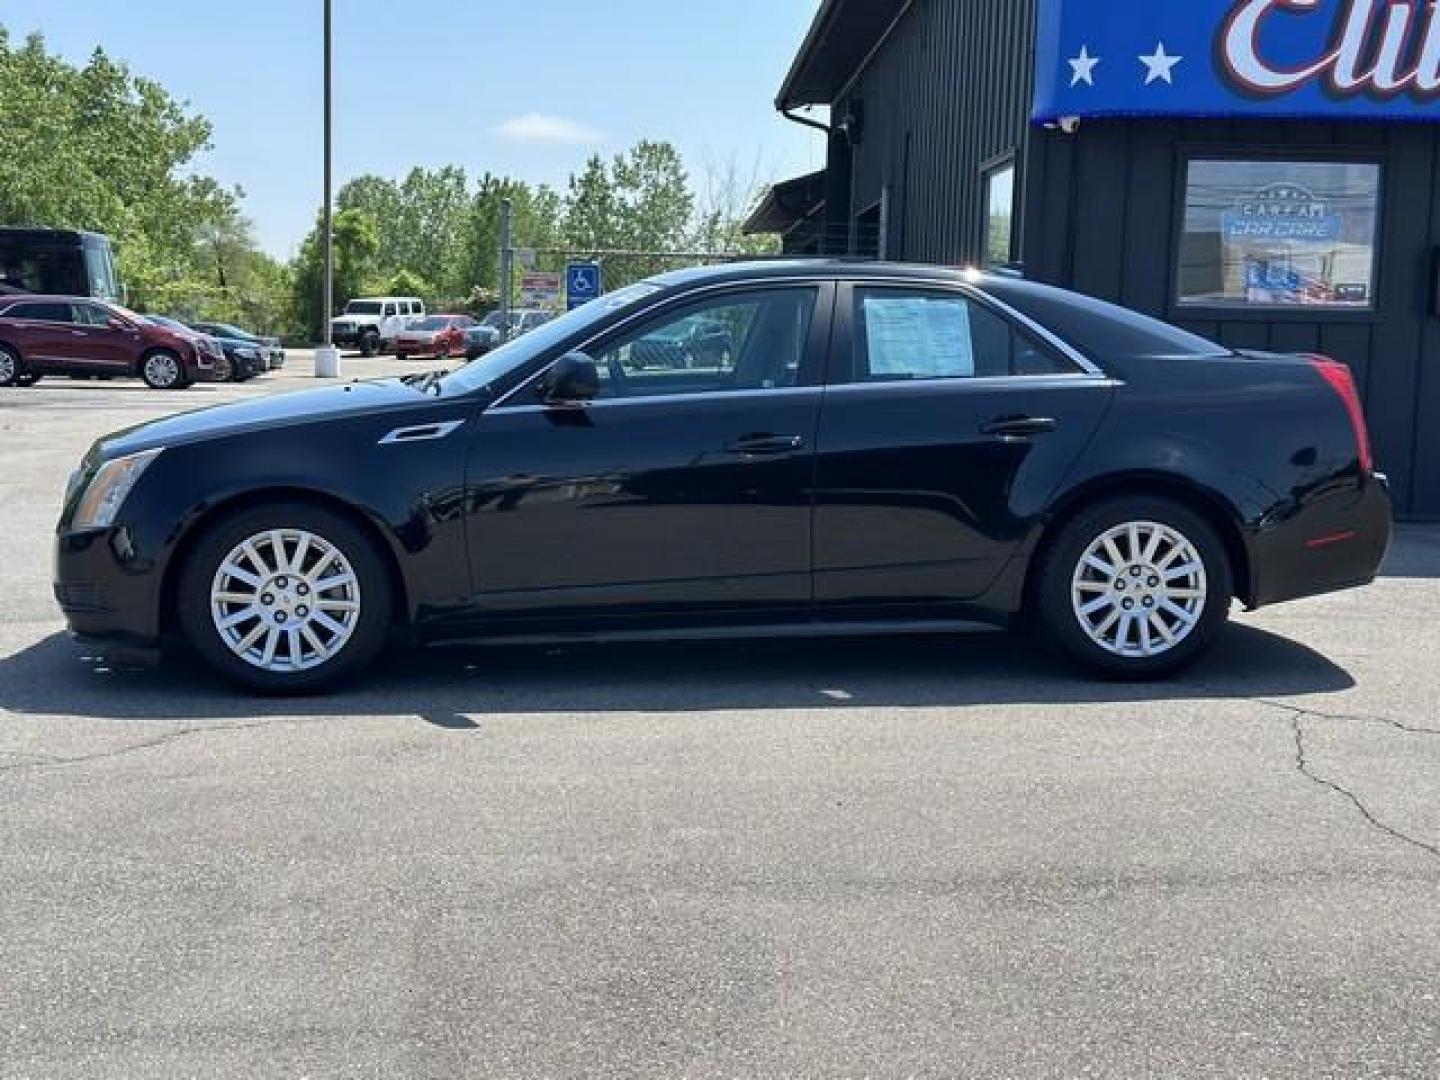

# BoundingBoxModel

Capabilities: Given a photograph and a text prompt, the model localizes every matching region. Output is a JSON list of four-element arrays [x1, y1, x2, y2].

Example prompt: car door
[[812, 282, 1116, 613], [460, 283, 833, 628], [3, 301, 77, 373], [68, 302, 137, 373]]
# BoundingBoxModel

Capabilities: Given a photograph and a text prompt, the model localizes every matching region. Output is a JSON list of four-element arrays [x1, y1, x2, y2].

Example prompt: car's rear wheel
[[176, 503, 394, 693], [0, 344, 20, 386], [1033, 496, 1232, 680], [141, 350, 185, 390]]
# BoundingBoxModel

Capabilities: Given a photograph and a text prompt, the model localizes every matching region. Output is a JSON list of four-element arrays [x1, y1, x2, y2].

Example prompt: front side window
[[71, 303, 111, 327], [983, 161, 1016, 267], [851, 289, 1078, 383], [1178, 159, 1381, 311], [590, 288, 817, 400]]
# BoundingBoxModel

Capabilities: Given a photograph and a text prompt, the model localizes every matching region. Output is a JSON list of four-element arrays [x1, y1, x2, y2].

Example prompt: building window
[[1178, 159, 1381, 311], [983, 161, 1016, 267]]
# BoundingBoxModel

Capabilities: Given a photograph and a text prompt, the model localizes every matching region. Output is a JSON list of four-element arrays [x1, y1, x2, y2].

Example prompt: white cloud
[[494, 113, 604, 145]]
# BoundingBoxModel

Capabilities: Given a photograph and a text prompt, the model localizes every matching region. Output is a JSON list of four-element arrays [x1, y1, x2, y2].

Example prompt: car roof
[[645, 259, 974, 290], [0, 293, 100, 303]]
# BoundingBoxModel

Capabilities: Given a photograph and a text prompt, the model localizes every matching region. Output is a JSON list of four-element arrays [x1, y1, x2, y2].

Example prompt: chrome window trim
[[488, 272, 1111, 411], [495, 385, 825, 416]]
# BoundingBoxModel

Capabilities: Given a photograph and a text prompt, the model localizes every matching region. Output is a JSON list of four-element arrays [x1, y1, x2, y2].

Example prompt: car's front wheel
[[1033, 496, 1232, 680], [176, 503, 395, 693], [360, 331, 379, 358]]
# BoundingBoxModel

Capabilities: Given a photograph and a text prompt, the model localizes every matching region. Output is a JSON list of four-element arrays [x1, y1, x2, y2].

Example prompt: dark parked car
[[631, 314, 734, 370], [0, 295, 223, 389], [464, 308, 554, 360], [189, 321, 286, 371], [55, 261, 1391, 693], [143, 316, 246, 382]]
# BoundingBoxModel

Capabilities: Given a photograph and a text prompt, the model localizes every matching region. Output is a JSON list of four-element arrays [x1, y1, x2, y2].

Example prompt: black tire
[[0, 344, 20, 386], [140, 349, 186, 390], [1032, 496, 1233, 680], [175, 502, 395, 694], [360, 331, 379, 358]]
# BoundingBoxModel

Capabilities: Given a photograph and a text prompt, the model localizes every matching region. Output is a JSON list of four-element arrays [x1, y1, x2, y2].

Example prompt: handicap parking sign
[[566, 262, 602, 310]]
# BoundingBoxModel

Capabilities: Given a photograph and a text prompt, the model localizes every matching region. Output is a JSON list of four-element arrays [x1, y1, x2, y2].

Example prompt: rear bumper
[[1249, 472, 1393, 608]]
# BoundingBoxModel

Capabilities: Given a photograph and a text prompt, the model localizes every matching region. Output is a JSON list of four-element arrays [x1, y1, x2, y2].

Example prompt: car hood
[[94, 378, 449, 460]]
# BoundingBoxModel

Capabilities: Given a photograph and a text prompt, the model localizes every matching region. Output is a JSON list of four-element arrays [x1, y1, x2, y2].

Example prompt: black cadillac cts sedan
[[55, 262, 1392, 693]]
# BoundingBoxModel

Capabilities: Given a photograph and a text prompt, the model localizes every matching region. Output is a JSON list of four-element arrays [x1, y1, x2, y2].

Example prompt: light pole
[[314, 0, 340, 377]]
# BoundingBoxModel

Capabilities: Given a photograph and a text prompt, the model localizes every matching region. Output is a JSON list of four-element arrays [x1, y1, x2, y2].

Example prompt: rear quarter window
[[983, 281, 1228, 360]]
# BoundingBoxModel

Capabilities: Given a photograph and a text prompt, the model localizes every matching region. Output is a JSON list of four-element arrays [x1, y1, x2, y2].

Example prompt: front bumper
[[53, 526, 164, 651]]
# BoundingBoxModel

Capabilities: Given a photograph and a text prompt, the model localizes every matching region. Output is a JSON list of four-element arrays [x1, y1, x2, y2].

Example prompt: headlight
[[72, 448, 164, 530]]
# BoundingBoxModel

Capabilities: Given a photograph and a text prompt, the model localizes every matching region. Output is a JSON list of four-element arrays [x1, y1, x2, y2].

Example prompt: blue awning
[[1033, 0, 1440, 124]]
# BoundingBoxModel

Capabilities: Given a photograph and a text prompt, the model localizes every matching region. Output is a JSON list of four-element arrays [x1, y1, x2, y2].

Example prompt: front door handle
[[981, 415, 1058, 439], [726, 433, 805, 456]]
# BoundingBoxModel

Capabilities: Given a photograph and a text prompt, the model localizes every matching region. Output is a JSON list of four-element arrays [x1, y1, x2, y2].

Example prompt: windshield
[[440, 284, 663, 395], [480, 311, 505, 329], [345, 301, 383, 316], [212, 322, 256, 340], [144, 315, 188, 331], [413, 317, 448, 331]]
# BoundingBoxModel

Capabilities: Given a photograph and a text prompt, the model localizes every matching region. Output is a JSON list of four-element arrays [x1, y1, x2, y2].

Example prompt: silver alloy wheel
[[0, 349, 15, 383], [1070, 520, 1208, 659], [210, 528, 362, 673], [144, 352, 180, 388]]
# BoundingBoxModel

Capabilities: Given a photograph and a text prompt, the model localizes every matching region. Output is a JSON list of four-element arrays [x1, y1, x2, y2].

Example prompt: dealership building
[[748, 0, 1440, 518]]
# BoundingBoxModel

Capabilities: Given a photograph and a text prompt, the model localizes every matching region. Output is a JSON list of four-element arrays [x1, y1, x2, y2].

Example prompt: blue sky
[[5, 0, 825, 257]]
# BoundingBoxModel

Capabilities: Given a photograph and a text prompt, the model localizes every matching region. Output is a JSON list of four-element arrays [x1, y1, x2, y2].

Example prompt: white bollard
[[313, 344, 340, 379]]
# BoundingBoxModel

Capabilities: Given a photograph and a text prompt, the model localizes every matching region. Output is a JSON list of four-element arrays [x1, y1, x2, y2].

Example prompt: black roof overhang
[[776, 0, 910, 109], [743, 170, 828, 235]]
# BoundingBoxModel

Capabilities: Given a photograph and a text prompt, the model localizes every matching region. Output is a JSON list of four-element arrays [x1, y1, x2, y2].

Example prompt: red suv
[[0, 295, 223, 390]]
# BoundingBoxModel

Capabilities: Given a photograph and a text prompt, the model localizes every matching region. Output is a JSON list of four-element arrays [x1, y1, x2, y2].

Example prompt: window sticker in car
[[863, 296, 974, 379]]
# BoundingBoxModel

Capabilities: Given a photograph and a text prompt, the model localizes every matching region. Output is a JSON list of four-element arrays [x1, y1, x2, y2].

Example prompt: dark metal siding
[[838, 0, 1037, 263], [1023, 118, 1439, 518]]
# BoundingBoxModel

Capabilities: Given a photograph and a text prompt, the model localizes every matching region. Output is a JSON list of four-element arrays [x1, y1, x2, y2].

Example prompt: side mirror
[[541, 352, 600, 407]]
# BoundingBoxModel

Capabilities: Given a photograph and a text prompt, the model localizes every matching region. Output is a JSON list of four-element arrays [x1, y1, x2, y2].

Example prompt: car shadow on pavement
[[0, 623, 1353, 724]]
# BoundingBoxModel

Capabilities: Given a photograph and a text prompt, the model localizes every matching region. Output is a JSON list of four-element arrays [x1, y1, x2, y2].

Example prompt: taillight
[[1306, 355, 1374, 474]]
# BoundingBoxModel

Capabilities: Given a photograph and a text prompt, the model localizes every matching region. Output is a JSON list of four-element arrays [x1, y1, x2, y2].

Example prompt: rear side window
[[982, 280, 1228, 360], [5, 301, 72, 322], [849, 288, 1081, 383]]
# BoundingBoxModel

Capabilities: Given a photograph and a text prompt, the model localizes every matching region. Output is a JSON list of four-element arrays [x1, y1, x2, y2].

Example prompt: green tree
[[0, 27, 289, 330]]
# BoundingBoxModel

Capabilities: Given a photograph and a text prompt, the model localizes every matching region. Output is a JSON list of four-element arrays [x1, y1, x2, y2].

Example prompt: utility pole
[[498, 197, 514, 343], [315, 0, 339, 377]]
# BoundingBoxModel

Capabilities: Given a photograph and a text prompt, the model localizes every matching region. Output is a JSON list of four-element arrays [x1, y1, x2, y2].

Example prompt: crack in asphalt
[[1286, 709, 1440, 863], [1179, 680, 1440, 864], [0, 717, 293, 774]]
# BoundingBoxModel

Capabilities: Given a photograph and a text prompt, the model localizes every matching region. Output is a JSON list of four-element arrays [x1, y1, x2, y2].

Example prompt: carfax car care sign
[[1034, 0, 1440, 122]]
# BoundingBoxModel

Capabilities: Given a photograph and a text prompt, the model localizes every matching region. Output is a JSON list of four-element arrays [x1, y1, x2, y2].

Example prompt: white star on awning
[[1068, 46, 1100, 87], [1139, 42, 1183, 85]]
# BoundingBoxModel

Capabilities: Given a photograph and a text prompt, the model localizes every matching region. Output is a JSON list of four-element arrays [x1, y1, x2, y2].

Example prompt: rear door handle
[[726, 433, 806, 456], [981, 415, 1058, 439]]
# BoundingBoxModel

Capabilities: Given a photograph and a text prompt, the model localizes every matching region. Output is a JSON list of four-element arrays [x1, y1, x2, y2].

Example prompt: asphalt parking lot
[[2, 358, 1438, 1078]]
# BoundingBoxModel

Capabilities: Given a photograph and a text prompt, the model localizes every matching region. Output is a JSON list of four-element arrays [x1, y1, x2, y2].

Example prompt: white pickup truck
[[330, 297, 425, 357]]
